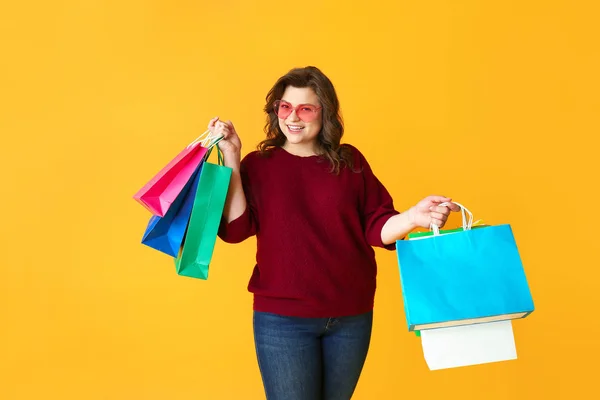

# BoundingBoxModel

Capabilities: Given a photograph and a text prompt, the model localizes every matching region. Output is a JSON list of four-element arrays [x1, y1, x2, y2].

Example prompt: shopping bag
[[406, 219, 489, 240], [395, 202, 534, 331], [133, 130, 220, 217], [140, 162, 203, 257], [175, 147, 232, 279]]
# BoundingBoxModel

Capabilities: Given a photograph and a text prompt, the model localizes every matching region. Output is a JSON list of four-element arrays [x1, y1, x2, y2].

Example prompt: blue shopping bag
[[141, 162, 203, 257], [395, 203, 534, 331]]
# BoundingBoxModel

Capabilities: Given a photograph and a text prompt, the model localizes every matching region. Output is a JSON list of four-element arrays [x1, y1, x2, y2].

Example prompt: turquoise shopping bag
[[175, 147, 232, 279], [395, 203, 534, 331]]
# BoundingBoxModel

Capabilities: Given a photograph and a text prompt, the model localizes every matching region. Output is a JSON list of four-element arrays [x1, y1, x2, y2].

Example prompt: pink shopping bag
[[133, 130, 219, 217]]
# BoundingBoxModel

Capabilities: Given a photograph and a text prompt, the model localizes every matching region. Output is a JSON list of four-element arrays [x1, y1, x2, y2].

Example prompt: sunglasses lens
[[297, 106, 318, 122], [274, 101, 292, 119], [274, 101, 320, 122]]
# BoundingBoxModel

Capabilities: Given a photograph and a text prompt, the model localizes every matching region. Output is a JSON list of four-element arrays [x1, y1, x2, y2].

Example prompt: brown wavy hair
[[258, 66, 354, 174]]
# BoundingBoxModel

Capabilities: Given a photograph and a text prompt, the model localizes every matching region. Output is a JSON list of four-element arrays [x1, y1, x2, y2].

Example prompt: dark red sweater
[[218, 145, 400, 318]]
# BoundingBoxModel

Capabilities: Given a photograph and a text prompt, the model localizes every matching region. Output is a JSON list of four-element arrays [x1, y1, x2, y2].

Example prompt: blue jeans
[[253, 310, 373, 400]]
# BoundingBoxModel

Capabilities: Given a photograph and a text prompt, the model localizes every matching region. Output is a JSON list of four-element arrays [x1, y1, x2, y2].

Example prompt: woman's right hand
[[208, 117, 247, 224], [208, 117, 242, 161]]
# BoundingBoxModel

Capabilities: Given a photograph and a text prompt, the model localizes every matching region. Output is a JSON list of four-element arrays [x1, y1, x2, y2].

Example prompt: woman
[[212, 66, 458, 400]]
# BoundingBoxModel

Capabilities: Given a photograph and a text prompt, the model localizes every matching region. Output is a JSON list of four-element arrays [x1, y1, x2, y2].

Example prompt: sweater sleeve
[[218, 156, 258, 244], [355, 148, 400, 250]]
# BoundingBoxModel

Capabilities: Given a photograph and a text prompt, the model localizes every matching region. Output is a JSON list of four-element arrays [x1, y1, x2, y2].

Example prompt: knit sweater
[[217, 145, 400, 318]]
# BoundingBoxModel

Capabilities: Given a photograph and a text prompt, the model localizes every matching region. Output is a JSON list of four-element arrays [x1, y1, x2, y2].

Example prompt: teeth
[[288, 125, 303, 130]]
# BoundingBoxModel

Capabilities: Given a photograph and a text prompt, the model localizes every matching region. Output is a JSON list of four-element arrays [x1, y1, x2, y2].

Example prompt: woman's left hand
[[408, 196, 461, 229]]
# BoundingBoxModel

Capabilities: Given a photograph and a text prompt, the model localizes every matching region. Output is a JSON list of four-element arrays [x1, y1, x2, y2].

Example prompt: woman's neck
[[282, 141, 319, 157]]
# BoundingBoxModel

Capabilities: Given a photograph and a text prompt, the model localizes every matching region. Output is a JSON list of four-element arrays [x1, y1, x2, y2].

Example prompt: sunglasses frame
[[273, 100, 322, 122]]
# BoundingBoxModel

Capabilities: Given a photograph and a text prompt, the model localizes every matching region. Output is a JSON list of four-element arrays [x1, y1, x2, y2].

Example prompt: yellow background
[[1, 1, 598, 399]]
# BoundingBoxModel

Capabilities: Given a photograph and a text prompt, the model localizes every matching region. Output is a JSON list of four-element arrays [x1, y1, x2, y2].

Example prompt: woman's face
[[276, 86, 323, 154]]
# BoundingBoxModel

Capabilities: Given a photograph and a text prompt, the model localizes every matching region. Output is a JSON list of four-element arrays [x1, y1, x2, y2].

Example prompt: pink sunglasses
[[273, 100, 322, 122]]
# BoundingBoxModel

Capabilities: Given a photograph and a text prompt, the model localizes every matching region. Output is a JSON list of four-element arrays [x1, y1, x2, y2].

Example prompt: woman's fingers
[[429, 211, 448, 221], [431, 218, 445, 227], [208, 116, 219, 130], [430, 205, 452, 216], [430, 205, 451, 227], [215, 121, 231, 137], [207, 119, 240, 151]]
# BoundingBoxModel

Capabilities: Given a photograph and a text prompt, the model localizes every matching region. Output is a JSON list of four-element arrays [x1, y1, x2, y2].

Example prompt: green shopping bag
[[175, 147, 232, 279], [407, 223, 489, 240]]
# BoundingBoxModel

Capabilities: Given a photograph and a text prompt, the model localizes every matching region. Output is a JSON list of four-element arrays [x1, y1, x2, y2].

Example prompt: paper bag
[[395, 202, 534, 331], [133, 130, 219, 217], [175, 148, 232, 279], [140, 162, 203, 257]]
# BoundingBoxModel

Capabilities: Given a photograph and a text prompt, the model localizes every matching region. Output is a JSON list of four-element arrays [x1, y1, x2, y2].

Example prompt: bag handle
[[431, 201, 474, 236], [217, 146, 224, 165], [187, 129, 224, 150], [204, 139, 226, 166]]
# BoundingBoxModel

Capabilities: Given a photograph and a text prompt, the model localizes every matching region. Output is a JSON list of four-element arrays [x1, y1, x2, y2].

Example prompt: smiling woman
[[1, 0, 596, 398], [207, 66, 460, 400], [259, 66, 354, 173], [277, 87, 324, 155], [274, 94, 323, 153]]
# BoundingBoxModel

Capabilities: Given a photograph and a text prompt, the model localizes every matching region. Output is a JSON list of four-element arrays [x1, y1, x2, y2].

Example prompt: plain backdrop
[[1, 1, 598, 399]]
